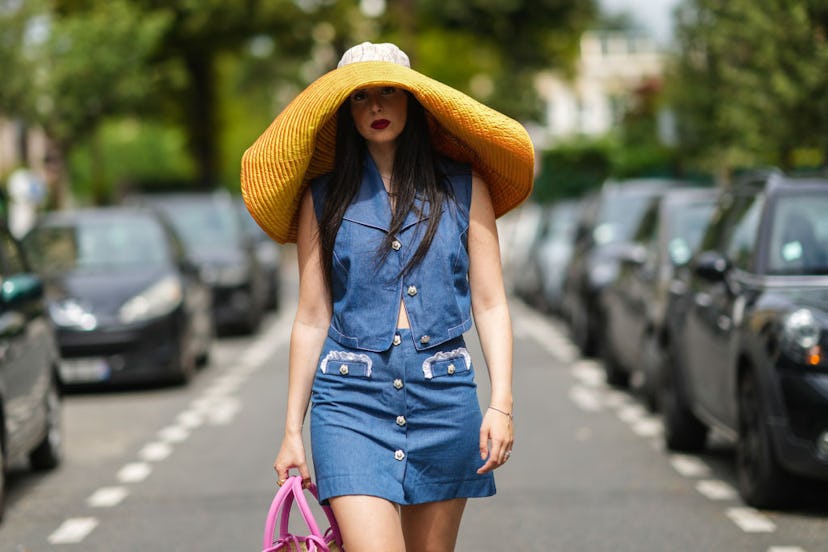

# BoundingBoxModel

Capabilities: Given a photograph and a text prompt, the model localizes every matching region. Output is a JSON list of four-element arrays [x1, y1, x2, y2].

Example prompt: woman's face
[[349, 86, 408, 146]]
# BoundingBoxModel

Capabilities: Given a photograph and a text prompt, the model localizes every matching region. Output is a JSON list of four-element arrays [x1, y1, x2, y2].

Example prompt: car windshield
[[26, 216, 170, 274], [593, 190, 658, 245], [160, 199, 241, 251], [766, 192, 828, 275], [665, 200, 716, 265]]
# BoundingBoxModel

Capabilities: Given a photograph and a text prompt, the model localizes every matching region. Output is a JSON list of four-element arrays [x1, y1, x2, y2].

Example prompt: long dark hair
[[318, 92, 451, 291]]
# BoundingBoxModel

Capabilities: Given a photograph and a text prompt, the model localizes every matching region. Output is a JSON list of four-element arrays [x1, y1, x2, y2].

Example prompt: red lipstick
[[371, 119, 390, 129]]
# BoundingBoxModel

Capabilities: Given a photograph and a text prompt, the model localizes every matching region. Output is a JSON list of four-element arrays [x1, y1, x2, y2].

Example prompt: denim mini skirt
[[310, 329, 496, 505]]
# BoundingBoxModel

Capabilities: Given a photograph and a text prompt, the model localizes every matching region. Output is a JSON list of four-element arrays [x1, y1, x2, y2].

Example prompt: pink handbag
[[262, 476, 344, 552]]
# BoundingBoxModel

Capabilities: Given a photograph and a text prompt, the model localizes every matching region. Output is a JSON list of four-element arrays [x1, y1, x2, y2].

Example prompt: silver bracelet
[[488, 406, 513, 420]]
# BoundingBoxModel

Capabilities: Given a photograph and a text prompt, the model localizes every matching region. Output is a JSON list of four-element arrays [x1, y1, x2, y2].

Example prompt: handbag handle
[[262, 476, 343, 551]]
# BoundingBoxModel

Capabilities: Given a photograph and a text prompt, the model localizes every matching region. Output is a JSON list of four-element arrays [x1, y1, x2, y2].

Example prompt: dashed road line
[[87, 487, 129, 508], [696, 480, 738, 501], [48, 518, 99, 544], [47, 309, 295, 546], [117, 462, 152, 483], [669, 454, 712, 478], [726, 507, 777, 533], [139, 441, 173, 462], [518, 304, 814, 550]]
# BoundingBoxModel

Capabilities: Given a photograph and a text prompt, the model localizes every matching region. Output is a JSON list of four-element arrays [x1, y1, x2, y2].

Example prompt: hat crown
[[337, 42, 410, 68]]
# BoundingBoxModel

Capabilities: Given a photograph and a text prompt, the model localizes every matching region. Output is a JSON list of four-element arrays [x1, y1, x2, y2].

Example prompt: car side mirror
[[693, 251, 730, 282], [0, 273, 44, 305]]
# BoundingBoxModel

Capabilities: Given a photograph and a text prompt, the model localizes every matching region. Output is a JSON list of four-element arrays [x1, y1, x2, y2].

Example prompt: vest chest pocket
[[340, 218, 387, 254], [320, 351, 373, 378], [422, 348, 472, 380]]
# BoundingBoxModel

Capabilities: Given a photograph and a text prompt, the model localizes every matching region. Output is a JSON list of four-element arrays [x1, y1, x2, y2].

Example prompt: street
[[1, 254, 827, 552]]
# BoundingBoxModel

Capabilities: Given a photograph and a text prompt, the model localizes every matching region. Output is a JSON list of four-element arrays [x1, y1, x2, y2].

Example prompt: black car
[[659, 174, 828, 507], [23, 207, 213, 386], [600, 187, 717, 396], [514, 199, 581, 314], [562, 179, 681, 356], [0, 221, 62, 520], [236, 197, 281, 311], [143, 192, 268, 334]]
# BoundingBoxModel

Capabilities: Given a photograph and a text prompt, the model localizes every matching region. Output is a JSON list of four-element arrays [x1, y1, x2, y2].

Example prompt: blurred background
[[2, 0, 825, 213], [2, 1, 828, 550]]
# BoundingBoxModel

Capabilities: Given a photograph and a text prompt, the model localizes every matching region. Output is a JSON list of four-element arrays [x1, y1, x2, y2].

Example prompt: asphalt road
[[1, 256, 827, 551]]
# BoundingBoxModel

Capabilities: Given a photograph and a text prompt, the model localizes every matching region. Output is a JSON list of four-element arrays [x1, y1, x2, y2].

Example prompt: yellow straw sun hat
[[241, 42, 535, 244]]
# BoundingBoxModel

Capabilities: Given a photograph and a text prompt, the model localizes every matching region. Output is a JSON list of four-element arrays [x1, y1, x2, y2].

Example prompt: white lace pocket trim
[[422, 347, 471, 379], [320, 350, 373, 377]]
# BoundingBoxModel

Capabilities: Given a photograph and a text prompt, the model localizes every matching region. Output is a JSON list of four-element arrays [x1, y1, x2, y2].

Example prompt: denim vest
[[310, 155, 473, 352]]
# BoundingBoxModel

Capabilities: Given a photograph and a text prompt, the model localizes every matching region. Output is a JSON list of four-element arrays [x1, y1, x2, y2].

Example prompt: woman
[[242, 42, 534, 551]]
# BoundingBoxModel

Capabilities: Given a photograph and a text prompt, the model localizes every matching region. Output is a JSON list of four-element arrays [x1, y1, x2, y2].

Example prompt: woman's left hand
[[476, 407, 514, 474]]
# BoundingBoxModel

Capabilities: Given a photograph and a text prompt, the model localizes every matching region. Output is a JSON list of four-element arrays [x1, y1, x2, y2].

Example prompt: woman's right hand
[[273, 430, 312, 488]]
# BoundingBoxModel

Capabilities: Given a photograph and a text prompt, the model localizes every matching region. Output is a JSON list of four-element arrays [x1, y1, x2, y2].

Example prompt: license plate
[[59, 358, 110, 383]]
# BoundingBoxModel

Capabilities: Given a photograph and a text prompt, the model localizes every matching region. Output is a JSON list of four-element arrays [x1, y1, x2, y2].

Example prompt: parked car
[[236, 197, 281, 311], [515, 199, 582, 313], [600, 187, 717, 396], [562, 179, 681, 356], [659, 173, 828, 507], [23, 207, 213, 386], [0, 220, 62, 520], [142, 192, 268, 334]]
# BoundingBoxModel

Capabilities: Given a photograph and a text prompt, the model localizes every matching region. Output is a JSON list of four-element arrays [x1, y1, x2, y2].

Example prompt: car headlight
[[49, 299, 97, 331], [119, 276, 183, 324], [780, 308, 823, 366]]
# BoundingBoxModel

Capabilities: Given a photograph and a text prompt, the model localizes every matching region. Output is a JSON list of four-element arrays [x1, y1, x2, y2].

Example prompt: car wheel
[[570, 304, 597, 357], [661, 341, 707, 452], [600, 336, 629, 388], [172, 335, 197, 385], [736, 372, 792, 508], [29, 377, 62, 471], [0, 431, 6, 522]]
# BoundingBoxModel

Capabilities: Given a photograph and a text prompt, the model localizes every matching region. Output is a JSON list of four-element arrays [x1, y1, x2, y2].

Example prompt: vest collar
[[342, 153, 433, 232]]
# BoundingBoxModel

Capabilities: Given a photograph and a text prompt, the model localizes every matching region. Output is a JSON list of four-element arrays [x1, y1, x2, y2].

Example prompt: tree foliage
[[668, 0, 828, 172], [1, 0, 595, 200]]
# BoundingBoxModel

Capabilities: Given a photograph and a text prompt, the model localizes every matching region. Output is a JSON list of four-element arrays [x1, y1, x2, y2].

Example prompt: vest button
[[394, 449, 405, 461], [407, 285, 418, 296], [447, 363, 456, 375], [339, 364, 349, 375], [420, 335, 430, 345], [391, 240, 402, 251], [393, 378, 403, 390], [392, 334, 402, 346], [396, 415, 407, 427]]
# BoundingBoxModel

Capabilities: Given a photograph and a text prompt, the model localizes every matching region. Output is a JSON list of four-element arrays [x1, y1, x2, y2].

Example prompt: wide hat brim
[[241, 61, 535, 244]]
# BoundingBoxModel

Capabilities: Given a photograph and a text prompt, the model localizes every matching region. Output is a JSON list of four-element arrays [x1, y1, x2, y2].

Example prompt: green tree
[[0, 0, 170, 203], [668, 0, 828, 174]]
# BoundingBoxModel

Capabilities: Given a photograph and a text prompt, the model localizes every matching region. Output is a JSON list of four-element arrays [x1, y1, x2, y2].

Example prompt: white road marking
[[205, 396, 241, 425], [669, 454, 711, 477], [618, 404, 647, 423], [139, 441, 173, 462], [695, 479, 738, 501], [117, 462, 152, 483], [569, 385, 604, 412], [726, 507, 776, 533], [48, 518, 99, 544], [631, 418, 662, 438], [571, 362, 605, 387], [87, 486, 129, 508], [158, 425, 190, 443], [604, 390, 633, 408], [176, 410, 205, 429], [768, 547, 806, 552]]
